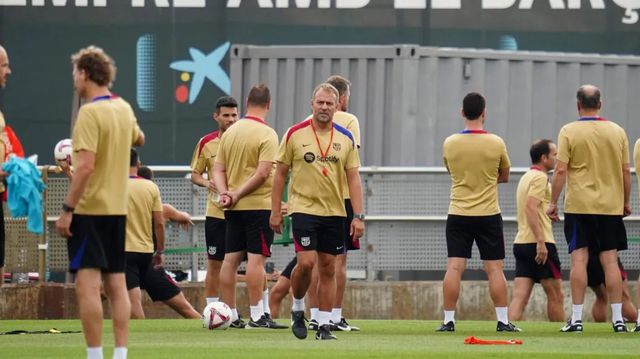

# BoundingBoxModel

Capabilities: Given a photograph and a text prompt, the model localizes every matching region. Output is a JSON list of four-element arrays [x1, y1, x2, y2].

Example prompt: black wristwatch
[[354, 213, 365, 221], [62, 203, 75, 213]]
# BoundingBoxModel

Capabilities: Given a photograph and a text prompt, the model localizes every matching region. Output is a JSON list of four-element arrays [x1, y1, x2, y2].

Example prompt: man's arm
[[547, 160, 568, 221], [269, 163, 289, 234], [525, 196, 548, 264], [227, 161, 273, 206], [133, 130, 145, 147], [162, 203, 193, 229], [152, 210, 166, 268], [191, 172, 216, 192], [213, 162, 230, 207], [62, 150, 95, 207], [55, 150, 95, 237], [346, 167, 365, 240], [623, 163, 631, 216], [497, 167, 510, 183]]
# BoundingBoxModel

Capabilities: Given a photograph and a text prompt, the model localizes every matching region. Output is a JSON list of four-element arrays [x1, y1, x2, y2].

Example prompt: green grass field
[[1, 319, 639, 358]]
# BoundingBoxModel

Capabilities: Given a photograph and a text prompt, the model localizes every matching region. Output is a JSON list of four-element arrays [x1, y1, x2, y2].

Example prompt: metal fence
[[230, 45, 640, 167], [4, 166, 640, 282]]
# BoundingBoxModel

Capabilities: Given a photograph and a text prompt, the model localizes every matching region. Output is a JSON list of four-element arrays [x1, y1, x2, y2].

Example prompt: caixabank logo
[[169, 42, 231, 105], [135, 34, 230, 111]]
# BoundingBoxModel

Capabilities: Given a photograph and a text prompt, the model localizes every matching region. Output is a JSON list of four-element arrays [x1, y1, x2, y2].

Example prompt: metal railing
[[5, 166, 640, 283]]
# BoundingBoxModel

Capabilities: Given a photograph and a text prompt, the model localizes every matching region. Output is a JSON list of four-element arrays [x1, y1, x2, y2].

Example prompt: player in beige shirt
[[190, 96, 239, 318], [439, 92, 519, 332], [508, 140, 564, 322], [213, 84, 280, 329], [55, 46, 144, 359], [548, 85, 631, 333], [271, 83, 364, 340], [631, 138, 640, 332], [303, 76, 363, 332], [126, 150, 200, 320], [0, 44, 11, 287]]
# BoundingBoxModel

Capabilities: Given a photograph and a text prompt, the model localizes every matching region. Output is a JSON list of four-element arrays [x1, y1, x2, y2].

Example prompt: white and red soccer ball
[[202, 301, 232, 330], [53, 139, 73, 164]]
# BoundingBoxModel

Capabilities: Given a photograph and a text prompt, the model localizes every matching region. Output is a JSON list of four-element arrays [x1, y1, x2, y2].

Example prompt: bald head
[[577, 85, 601, 111], [0, 45, 11, 88]]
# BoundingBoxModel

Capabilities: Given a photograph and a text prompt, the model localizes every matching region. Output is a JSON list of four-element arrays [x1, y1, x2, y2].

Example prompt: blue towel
[[2, 157, 46, 234]]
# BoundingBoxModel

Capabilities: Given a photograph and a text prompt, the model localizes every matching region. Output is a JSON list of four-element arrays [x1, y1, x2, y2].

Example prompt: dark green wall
[[0, 1, 638, 164]]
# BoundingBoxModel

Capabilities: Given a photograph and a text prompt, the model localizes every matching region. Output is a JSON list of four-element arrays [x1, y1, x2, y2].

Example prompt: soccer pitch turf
[[1, 319, 639, 358]]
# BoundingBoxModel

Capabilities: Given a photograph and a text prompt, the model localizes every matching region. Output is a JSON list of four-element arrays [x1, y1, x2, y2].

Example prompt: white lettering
[[567, 0, 605, 9], [336, 0, 369, 8], [0, 0, 26, 5], [174, 0, 204, 7], [226, 0, 273, 7], [275, 0, 310, 8], [622, 8, 639, 24], [132, 0, 169, 6], [483, 0, 517, 9], [519, 0, 565, 9], [431, 0, 460, 9], [394, 0, 425, 9], [31, 0, 73, 5]]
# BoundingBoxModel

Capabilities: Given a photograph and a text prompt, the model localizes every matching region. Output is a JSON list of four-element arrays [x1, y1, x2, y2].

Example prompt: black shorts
[[224, 210, 274, 257], [126, 252, 152, 290], [125, 252, 181, 302], [587, 253, 627, 288], [513, 243, 562, 282], [142, 266, 181, 302], [564, 214, 627, 253], [67, 215, 126, 273], [446, 214, 505, 260], [291, 213, 345, 255], [343, 199, 360, 252], [0, 202, 5, 267], [205, 217, 226, 261], [281, 257, 297, 279]]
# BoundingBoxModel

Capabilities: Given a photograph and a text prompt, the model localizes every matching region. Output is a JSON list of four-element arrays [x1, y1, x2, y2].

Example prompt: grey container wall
[[230, 45, 640, 167]]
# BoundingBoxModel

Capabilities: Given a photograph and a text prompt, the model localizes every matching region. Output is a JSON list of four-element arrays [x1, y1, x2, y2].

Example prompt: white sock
[[112, 347, 127, 359], [292, 298, 305, 312], [262, 290, 271, 315], [310, 307, 319, 321], [206, 297, 218, 305], [250, 300, 264, 321], [331, 308, 342, 323], [444, 310, 455, 324], [637, 310, 640, 325], [571, 304, 583, 324], [231, 308, 239, 321], [318, 311, 332, 326], [495, 307, 508, 325], [611, 303, 623, 324], [87, 347, 103, 359]]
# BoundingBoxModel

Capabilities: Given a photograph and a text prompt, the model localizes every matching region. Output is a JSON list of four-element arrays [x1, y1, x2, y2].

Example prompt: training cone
[[464, 336, 523, 345]]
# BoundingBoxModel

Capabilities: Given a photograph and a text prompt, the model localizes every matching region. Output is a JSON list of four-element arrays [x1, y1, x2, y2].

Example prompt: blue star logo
[[170, 42, 231, 104]]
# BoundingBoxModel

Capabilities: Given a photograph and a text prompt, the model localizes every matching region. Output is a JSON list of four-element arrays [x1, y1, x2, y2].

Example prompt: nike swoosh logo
[[336, 246, 344, 250], [302, 144, 311, 147]]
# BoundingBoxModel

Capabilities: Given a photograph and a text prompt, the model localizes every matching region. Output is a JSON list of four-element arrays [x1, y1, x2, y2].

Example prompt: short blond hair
[[311, 83, 339, 102], [71, 45, 116, 87]]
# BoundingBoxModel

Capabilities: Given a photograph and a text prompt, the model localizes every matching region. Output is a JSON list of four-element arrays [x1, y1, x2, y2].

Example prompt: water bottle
[[14, 248, 29, 284]]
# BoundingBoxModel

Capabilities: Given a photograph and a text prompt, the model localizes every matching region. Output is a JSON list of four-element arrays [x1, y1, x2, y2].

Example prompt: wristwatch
[[354, 213, 365, 221], [62, 203, 75, 213]]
